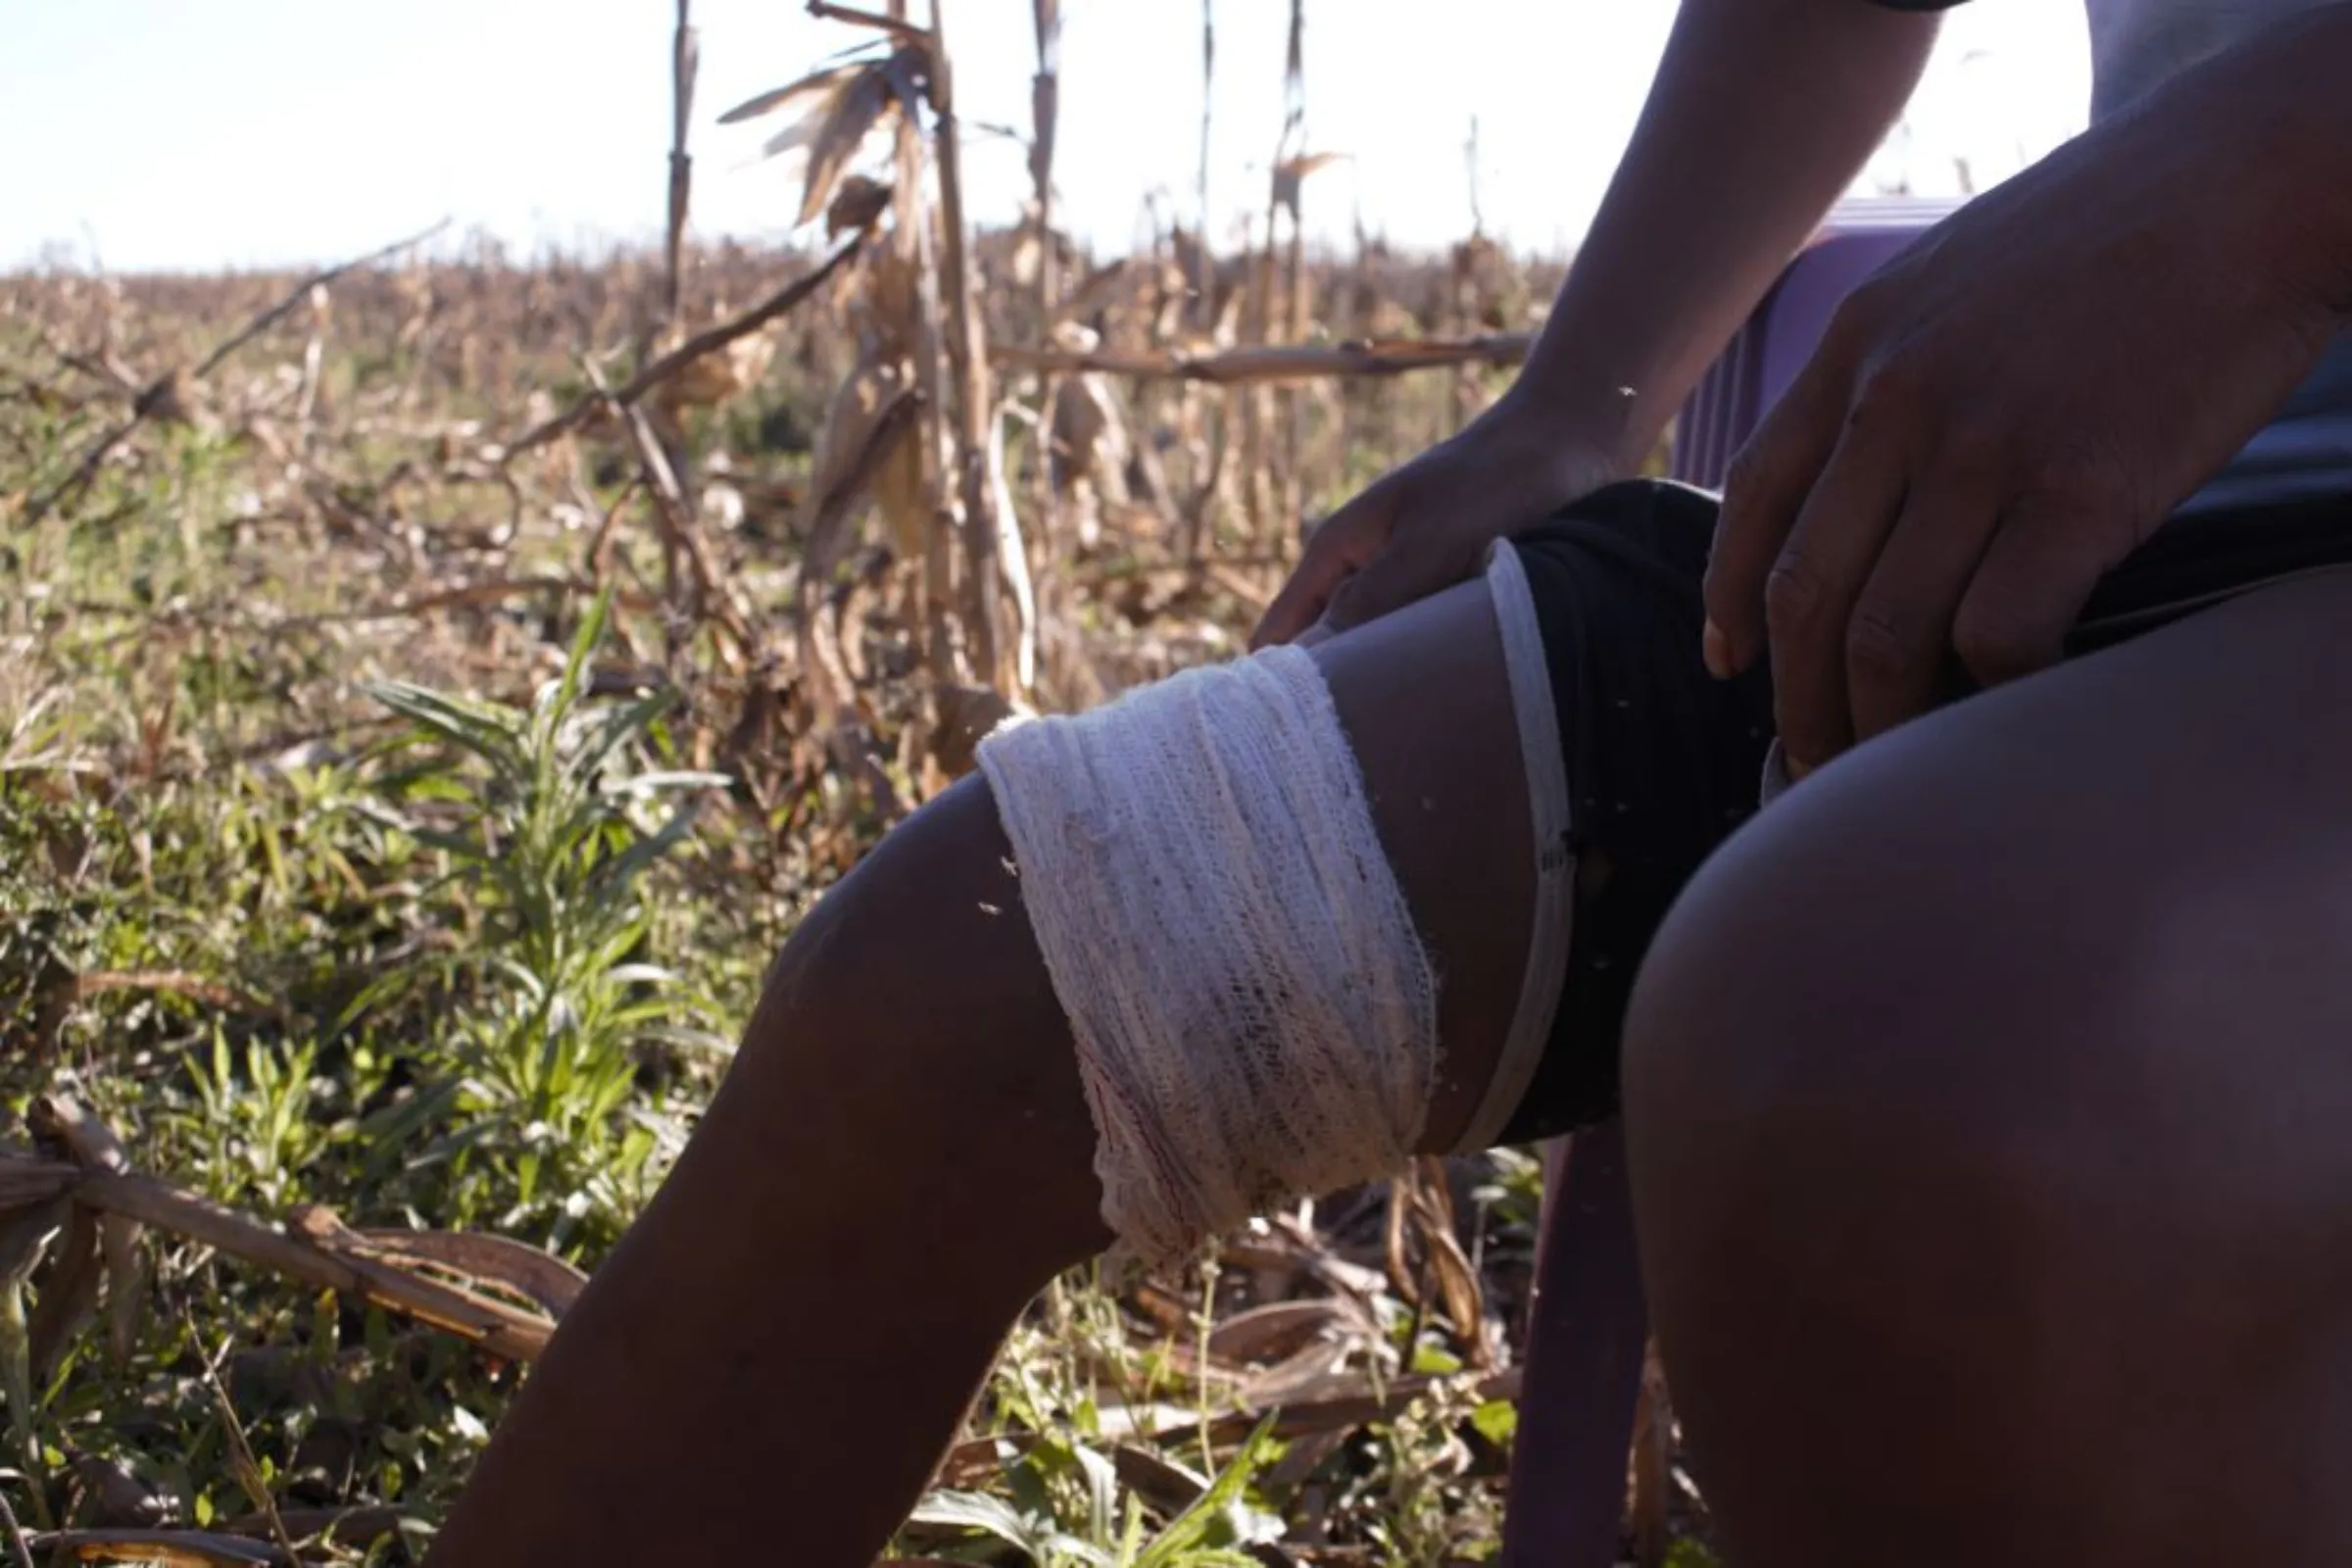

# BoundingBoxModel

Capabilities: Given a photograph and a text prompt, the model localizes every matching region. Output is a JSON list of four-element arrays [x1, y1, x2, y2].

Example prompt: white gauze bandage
[[976, 645, 1439, 1276]]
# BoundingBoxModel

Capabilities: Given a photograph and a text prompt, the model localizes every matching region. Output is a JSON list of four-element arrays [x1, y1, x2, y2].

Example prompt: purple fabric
[[1670, 199, 1959, 491]]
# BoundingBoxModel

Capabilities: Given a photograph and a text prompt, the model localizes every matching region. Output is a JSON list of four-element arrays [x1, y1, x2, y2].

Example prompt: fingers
[[1256, 460, 1499, 647], [1251, 487, 1396, 649], [1755, 433, 1908, 772], [1843, 466, 2005, 742], [1702, 367, 1849, 679], [1314, 526, 1478, 640], [1743, 451, 2106, 767], [1947, 491, 2116, 692]]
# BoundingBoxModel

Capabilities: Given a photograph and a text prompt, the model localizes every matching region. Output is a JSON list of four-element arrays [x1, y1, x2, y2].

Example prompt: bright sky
[[3, 1, 2092, 274]]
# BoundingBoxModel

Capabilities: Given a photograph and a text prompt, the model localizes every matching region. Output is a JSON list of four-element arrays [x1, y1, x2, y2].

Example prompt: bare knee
[[1621, 736, 2352, 1562], [1618, 774, 2108, 1556], [712, 778, 1106, 1263]]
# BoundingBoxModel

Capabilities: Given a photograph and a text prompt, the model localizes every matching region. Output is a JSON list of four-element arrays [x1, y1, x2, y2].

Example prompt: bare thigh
[[1625, 568, 2352, 1565]]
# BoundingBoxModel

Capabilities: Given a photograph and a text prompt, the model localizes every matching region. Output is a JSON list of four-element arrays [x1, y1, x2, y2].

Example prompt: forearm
[[2207, 1, 2352, 322], [1506, 0, 1940, 469]]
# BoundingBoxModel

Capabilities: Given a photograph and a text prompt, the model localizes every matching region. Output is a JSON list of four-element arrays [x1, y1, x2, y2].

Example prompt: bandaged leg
[[977, 555, 1573, 1277], [416, 479, 1766, 1568]]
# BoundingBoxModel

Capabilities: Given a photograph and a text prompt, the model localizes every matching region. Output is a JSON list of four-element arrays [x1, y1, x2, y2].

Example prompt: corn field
[[0, 4, 1703, 1565]]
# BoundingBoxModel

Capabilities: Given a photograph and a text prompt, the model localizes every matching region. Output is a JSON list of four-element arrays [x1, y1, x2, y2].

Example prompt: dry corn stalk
[[922, 0, 1011, 691], [1194, 0, 1217, 332], [720, 8, 1036, 710], [995, 332, 1532, 385], [664, 0, 698, 328], [718, 30, 963, 809], [1019, 0, 1067, 692], [724, 33, 959, 673]]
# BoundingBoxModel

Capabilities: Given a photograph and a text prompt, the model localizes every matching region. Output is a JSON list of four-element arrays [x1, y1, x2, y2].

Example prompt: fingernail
[[1702, 620, 1732, 679]]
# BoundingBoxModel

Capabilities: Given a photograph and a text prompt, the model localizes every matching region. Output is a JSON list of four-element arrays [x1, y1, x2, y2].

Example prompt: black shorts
[[1493, 477, 2352, 1145]]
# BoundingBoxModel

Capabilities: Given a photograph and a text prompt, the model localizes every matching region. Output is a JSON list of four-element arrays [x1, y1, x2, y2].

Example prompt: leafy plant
[[908, 1414, 1286, 1568], [181, 1031, 327, 1210], [351, 587, 729, 1250]]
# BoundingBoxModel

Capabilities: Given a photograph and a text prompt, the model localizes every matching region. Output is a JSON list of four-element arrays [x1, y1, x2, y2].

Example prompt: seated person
[[422, 1, 2352, 1563]]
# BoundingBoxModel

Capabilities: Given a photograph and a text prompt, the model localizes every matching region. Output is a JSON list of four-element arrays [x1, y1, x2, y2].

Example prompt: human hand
[[1702, 52, 2347, 779], [1251, 396, 1626, 649]]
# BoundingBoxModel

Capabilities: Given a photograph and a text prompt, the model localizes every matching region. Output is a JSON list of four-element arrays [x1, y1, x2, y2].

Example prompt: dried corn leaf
[[43, 1176, 559, 1364], [1110, 1446, 1207, 1515], [1237, 1339, 1366, 1410], [714, 59, 865, 126], [1205, 1298, 1350, 1367], [872, 405, 931, 568], [862, 244, 922, 358], [804, 353, 916, 533], [1414, 1158, 1491, 1368], [1271, 151, 1346, 218], [794, 49, 925, 230], [347, 1230, 588, 1317], [34, 1530, 286, 1567], [827, 173, 895, 241], [798, 352, 922, 728], [1274, 150, 1349, 182], [761, 113, 827, 164]]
